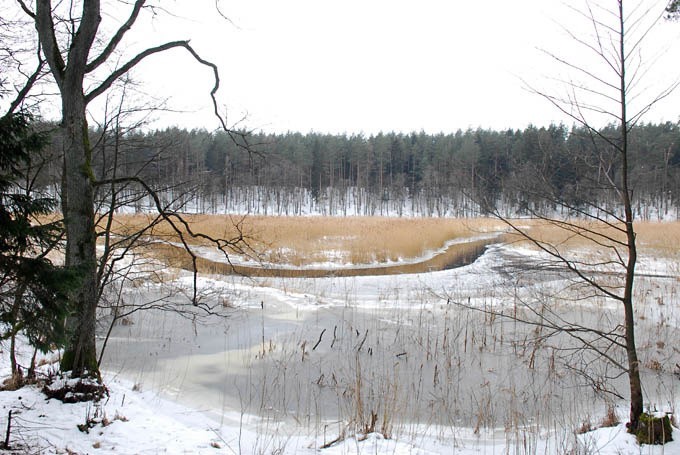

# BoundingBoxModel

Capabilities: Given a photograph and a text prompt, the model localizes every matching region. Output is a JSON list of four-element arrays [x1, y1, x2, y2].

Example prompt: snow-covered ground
[[2, 241, 680, 454], [2, 358, 677, 454]]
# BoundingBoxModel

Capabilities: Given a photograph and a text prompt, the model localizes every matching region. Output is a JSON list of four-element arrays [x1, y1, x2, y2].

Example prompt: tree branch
[[5, 54, 45, 116], [35, 0, 66, 88], [93, 175, 250, 305], [15, 0, 36, 19], [85, 0, 146, 73], [67, 0, 101, 71], [85, 40, 184, 103]]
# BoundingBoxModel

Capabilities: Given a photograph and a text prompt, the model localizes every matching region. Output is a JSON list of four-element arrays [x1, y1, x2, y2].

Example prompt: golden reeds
[[505, 218, 680, 258], [108, 215, 505, 266], [56, 213, 680, 270]]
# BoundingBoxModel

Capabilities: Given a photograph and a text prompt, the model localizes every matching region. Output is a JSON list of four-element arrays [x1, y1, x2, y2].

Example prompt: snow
[[575, 424, 673, 454], [2, 371, 677, 454], [2, 241, 680, 453], [105, 186, 680, 221], [0, 375, 223, 454], [162, 232, 502, 270]]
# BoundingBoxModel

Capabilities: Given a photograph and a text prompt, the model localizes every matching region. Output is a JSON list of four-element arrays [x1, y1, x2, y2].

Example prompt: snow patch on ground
[[2, 242, 680, 453], [164, 232, 501, 270], [4, 369, 677, 454]]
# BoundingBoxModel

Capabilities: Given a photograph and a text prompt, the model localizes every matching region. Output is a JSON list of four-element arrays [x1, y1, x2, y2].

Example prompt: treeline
[[35, 122, 680, 218]]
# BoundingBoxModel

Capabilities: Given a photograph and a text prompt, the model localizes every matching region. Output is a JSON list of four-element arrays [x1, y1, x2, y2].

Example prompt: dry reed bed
[[108, 215, 505, 266], [505, 219, 680, 257], [149, 237, 496, 278], [102, 215, 680, 271]]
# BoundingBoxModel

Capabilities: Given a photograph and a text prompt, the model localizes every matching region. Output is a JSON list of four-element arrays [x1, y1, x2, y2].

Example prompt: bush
[[634, 413, 673, 445]]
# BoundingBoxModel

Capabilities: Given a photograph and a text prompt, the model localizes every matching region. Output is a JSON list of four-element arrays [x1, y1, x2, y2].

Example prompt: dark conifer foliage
[[37, 122, 680, 218], [0, 113, 76, 379]]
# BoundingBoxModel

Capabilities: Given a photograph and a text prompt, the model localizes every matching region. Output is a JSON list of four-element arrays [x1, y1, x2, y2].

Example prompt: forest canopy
[[33, 122, 680, 219]]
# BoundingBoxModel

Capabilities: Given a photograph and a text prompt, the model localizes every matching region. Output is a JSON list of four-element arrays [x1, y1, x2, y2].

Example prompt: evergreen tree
[[0, 112, 76, 382]]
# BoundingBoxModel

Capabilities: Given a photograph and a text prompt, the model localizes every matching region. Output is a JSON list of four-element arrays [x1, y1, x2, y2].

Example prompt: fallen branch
[[313, 328, 326, 351]]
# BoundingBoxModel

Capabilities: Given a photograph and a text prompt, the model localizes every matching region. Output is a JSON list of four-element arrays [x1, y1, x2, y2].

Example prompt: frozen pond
[[100, 243, 680, 443]]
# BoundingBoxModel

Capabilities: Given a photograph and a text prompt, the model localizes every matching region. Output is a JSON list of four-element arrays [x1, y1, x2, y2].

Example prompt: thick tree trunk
[[59, 85, 99, 377], [35, 0, 102, 378], [31, 0, 228, 379]]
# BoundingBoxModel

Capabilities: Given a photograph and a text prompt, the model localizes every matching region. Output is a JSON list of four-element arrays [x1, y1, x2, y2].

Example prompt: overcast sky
[[97, 0, 680, 134]]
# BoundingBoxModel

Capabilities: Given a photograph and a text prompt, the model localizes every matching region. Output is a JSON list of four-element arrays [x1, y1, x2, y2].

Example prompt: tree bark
[[59, 88, 99, 376], [618, 0, 644, 431], [35, 0, 101, 377], [29, 0, 232, 378]]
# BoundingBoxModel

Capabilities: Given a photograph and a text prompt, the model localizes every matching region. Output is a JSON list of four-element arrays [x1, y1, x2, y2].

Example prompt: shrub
[[634, 413, 673, 445]]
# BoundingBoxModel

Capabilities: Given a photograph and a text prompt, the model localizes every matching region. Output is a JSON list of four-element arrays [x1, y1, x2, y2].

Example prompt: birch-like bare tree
[[460, 0, 678, 435]]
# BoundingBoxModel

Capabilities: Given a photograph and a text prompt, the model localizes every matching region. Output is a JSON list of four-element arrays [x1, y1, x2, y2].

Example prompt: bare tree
[[458, 0, 678, 434], [6, 0, 250, 379]]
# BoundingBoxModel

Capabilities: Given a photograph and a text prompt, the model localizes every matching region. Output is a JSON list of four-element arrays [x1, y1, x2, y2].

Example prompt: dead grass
[[108, 215, 505, 266], [251, 216, 503, 265], [504, 219, 680, 259], [101, 214, 680, 270], [600, 405, 620, 428], [504, 219, 626, 250], [158, 236, 496, 278], [44, 212, 680, 269], [635, 221, 680, 255]]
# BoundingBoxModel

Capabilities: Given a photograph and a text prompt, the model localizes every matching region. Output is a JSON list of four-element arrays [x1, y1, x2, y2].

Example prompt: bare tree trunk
[[34, 0, 101, 377], [59, 92, 99, 375], [30, 0, 237, 378], [617, 0, 643, 430], [464, 0, 670, 434]]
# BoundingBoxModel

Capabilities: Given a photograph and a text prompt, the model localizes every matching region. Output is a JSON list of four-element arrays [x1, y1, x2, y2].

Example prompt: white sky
[[95, 0, 680, 133]]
